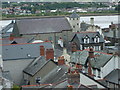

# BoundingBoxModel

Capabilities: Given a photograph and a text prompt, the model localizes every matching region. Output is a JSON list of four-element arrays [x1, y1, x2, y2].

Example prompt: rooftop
[[14, 17, 72, 34], [70, 49, 113, 69], [71, 31, 104, 44], [2, 41, 53, 60]]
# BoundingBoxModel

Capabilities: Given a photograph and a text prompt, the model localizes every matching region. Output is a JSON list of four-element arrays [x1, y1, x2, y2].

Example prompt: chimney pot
[[40, 46, 45, 56]]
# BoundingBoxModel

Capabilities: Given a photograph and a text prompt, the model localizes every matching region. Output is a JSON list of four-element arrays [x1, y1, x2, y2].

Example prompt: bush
[[11, 84, 21, 90]]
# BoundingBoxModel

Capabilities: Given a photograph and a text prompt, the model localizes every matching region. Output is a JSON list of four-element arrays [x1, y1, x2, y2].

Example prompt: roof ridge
[[1, 41, 51, 46]]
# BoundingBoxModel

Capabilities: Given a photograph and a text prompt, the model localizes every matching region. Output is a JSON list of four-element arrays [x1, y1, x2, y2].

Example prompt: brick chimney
[[46, 49, 54, 60], [67, 68, 80, 84], [9, 34, 14, 41], [67, 85, 73, 90], [89, 48, 94, 58], [58, 56, 65, 65], [75, 63, 82, 70], [88, 61, 92, 76], [40, 46, 45, 56], [71, 43, 77, 52]]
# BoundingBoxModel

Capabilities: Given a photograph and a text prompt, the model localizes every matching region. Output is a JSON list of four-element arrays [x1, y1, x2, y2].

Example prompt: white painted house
[[70, 49, 119, 80]]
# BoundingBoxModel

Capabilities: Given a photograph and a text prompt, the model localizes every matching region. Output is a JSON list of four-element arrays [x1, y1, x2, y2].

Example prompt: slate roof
[[70, 50, 113, 69], [69, 11, 80, 18], [104, 69, 120, 84], [41, 65, 69, 84], [14, 17, 72, 34], [90, 52, 113, 69], [70, 50, 89, 65], [103, 30, 120, 38], [1, 21, 13, 34], [53, 79, 81, 88], [2, 41, 53, 60], [23, 56, 47, 76], [2, 71, 13, 81], [80, 22, 90, 31], [71, 31, 104, 44], [1, 37, 35, 45]]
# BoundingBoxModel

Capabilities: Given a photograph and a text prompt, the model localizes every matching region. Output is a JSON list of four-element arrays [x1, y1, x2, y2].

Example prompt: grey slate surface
[[105, 69, 120, 84], [23, 56, 47, 76], [2, 42, 53, 60], [41, 65, 69, 84], [15, 17, 72, 34], [72, 32, 104, 44], [90, 52, 113, 69], [2, 71, 13, 81], [1, 37, 35, 45], [70, 50, 89, 65], [70, 50, 113, 69], [69, 11, 80, 18], [1, 22, 13, 34], [80, 22, 90, 31]]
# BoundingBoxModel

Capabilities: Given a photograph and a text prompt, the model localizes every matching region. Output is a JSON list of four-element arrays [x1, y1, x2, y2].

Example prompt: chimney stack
[[67, 85, 73, 90], [67, 68, 80, 84], [89, 48, 94, 58], [71, 43, 77, 52], [40, 46, 45, 56], [9, 34, 14, 41], [75, 63, 82, 70], [88, 61, 92, 76], [46, 49, 54, 60], [58, 56, 65, 65], [90, 17, 94, 26]]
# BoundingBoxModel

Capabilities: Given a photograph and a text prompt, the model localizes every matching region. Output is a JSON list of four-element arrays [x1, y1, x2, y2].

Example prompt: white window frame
[[99, 46, 101, 50], [94, 35, 100, 43], [84, 36, 89, 44]]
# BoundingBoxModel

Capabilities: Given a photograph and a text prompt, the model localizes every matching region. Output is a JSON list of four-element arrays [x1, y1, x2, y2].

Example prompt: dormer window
[[83, 35, 90, 44], [94, 35, 100, 43]]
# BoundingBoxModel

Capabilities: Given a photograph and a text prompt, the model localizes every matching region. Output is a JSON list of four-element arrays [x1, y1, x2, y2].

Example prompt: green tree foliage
[[2, 2, 109, 10], [115, 2, 120, 12]]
